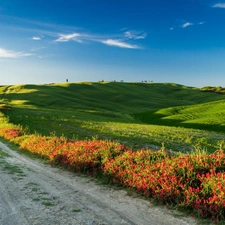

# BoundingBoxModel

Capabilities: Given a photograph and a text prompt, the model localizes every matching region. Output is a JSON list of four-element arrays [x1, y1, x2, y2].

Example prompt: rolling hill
[[1, 82, 225, 151]]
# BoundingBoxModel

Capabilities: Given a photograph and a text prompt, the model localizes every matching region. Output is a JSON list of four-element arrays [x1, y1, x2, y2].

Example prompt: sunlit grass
[[2, 107, 225, 152], [1, 82, 225, 152]]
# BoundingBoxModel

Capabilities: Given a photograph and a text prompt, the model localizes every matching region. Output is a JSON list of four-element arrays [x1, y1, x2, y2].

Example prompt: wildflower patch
[[0, 127, 225, 223]]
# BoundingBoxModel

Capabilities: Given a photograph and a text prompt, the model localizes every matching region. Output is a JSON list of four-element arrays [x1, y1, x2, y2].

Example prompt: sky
[[1, 0, 225, 87]]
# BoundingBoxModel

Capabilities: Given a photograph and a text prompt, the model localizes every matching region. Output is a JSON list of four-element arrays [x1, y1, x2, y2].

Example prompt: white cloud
[[32, 36, 41, 40], [101, 39, 140, 49], [212, 3, 225, 8], [54, 30, 146, 49], [55, 33, 81, 42], [181, 22, 193, 28], [0, 48, 32, 58], [124, 31, 147, 40], [198, 22, 205, 25]]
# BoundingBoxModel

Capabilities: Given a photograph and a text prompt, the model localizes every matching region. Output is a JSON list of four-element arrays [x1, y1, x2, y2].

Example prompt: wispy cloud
[[101, 39, 140, 49], [54, 31, 144, 49], [2, 16, 145, 50], [171, 21, 204, 30], [181, 22, 193, 28], [55, 33, 82, 42], [32, 36, 41, 41], [212, 3, 225, 8], [0, 48, 32, 58], [124, 31, 147, 40], [30, 46, 46, 51]]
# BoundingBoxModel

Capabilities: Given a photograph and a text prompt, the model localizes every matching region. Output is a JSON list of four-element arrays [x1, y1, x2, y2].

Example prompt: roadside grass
[[27, 182, 39, 186], [32, 198, 41, 201], [39, 192, 49, 195], [41, 201, 54, 206], [72, 208, 82, 212], [0, 147, 22, 176], [0, 148, 10, 158], [31, 187, 39, 192], [0, 157, 25, 176]]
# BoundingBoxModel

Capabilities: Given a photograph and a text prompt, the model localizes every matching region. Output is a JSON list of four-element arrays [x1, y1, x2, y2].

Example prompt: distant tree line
[[200, 86, 225, 94], [98, 80, 153, 83]]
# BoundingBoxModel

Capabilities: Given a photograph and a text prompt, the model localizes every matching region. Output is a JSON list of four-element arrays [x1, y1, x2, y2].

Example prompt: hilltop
[[1, 81, 224, 112]]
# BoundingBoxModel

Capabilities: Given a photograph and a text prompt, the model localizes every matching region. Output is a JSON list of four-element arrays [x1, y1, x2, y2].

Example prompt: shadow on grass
[[134, 111, 225, 134]]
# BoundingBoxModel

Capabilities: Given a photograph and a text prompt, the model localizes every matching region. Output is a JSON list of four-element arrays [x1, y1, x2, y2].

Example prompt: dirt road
[[0, 141, 197, 225]]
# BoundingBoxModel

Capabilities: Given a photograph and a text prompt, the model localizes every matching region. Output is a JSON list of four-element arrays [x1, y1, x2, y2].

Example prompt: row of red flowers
[[1, 127, 225, 223]]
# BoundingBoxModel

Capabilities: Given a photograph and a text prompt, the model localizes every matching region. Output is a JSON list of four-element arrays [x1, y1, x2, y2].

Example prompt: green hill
[[1, 82, 225, 152], [1, 82, 224, 112]]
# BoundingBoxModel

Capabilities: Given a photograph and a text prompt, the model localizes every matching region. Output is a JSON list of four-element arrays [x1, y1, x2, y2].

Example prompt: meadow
[[1, 81, 225, 223], [1, 82, 225, 152]]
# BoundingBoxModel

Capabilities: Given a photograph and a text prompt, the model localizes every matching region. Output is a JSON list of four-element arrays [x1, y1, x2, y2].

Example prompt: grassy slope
[[1, 82, 225, 152], [136, 100, 225, 131]]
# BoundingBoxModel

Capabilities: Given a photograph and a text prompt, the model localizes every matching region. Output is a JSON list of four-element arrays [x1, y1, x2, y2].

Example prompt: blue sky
[[1, 0, 225, 87]]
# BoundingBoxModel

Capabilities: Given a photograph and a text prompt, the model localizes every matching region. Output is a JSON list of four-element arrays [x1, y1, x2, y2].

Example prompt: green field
[[1, 81, 225, 152]]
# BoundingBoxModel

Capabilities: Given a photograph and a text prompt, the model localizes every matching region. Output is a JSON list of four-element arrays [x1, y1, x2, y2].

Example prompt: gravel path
[[0, 141, 197, 225]]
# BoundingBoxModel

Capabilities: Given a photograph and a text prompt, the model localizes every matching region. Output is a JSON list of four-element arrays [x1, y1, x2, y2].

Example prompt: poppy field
[[1, 126, 225, 223]]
